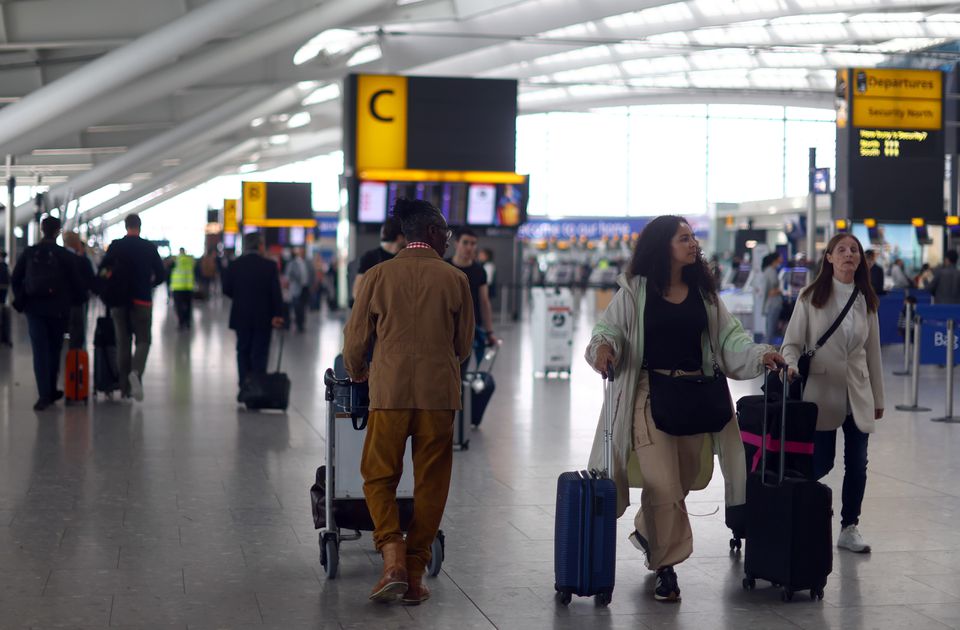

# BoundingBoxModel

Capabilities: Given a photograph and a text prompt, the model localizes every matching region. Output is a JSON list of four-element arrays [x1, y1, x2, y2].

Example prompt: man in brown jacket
[[343, 198, 474, 605]]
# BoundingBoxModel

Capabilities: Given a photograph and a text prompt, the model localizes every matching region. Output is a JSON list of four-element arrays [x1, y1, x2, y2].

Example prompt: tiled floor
[[1, 295, 960, 628]]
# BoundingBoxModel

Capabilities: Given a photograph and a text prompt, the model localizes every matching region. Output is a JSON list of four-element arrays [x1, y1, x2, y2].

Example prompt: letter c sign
[[370, 89, 395, 122]]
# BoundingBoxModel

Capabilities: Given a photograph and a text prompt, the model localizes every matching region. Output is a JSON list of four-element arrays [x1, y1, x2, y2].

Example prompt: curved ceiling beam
[[0, 0, 276, 150], [395, 0, 947, 77], [0, 0, 388, 159]]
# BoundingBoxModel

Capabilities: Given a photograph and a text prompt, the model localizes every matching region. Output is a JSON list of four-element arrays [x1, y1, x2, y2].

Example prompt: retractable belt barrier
[[896, 305, 960, 418]]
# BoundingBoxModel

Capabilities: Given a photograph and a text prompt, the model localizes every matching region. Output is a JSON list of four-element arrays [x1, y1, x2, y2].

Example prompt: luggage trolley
[[311, 363, 445, 580]]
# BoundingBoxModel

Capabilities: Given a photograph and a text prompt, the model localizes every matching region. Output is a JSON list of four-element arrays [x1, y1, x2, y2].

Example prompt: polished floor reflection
[[1, 295, 960, 629]]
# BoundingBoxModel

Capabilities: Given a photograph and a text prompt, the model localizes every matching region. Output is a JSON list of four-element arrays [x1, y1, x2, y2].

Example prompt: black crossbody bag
[[793, 287, 859, 396], [647, 301, 733, 436]]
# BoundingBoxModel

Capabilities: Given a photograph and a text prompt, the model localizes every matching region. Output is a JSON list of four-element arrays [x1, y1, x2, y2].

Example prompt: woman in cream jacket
[[586, 215, 783, 602], [781, 233, 883, 554]]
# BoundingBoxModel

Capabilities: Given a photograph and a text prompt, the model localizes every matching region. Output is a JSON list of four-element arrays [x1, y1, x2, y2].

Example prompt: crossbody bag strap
[[808, 286, 859, 357]]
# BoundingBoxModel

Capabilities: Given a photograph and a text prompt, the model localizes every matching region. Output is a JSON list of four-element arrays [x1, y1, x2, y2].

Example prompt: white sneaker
[[837, 525, 871, 553], [128, 371, 144, 402]]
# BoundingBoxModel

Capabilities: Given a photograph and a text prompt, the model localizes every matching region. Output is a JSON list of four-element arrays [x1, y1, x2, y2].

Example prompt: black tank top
[[643, 285, 707, 371]]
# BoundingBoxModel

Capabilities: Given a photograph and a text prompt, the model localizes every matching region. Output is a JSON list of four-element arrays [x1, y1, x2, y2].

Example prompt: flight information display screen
[[836, 68, 945, 224]]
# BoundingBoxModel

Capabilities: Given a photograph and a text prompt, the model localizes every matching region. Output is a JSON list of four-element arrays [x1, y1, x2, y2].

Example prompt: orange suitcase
[[65, 348, 89, 403]]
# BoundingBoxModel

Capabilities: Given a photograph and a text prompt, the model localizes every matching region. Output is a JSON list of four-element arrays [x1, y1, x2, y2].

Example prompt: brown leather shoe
[[369, 541, 408, 603], [401, 573, 430, 606]]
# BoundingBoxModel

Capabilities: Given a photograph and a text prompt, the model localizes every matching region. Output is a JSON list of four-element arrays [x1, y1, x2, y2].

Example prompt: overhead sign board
[[834, 67, 945, 224], [223, 199, 238, 234]]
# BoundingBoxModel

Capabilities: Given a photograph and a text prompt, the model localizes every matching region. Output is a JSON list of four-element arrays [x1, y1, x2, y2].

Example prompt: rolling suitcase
[[554, 367, 616, 607], [64, 348, 90, 404], [243, 333, 290, 411], [742, 367, 832, 602], [93, 315, 120, 396]]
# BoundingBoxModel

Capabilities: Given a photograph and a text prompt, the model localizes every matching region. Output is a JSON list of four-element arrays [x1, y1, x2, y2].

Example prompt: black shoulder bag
[[647, 301, 733, 436], [793, 287, 859, 396]]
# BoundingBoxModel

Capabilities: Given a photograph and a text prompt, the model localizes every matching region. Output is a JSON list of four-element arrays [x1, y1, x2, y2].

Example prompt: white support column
[[0, 0, 274, 150], [0, 0, 386, 161]]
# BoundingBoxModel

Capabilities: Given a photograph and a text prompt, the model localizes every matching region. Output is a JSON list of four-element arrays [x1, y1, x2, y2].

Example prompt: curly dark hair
[[627, 215, 716, 301]]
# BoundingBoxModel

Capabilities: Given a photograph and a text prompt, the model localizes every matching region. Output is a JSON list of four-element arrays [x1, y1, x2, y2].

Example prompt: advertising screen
[[358, 181, 388, 224], [467, 184, 496, 225]]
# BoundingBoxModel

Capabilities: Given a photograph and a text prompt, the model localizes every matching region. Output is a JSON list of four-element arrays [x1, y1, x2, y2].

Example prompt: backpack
[[24, 246, 62, 298], [96, 256, 133, 308]]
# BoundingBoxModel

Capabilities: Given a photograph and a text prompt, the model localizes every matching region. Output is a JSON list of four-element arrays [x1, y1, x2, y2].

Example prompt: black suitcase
[[742, 368, 832, 602], [468, 372, 495, 427], [243, 333, 290, 411], [93, 315, 120, 395], [554, 367, 617, 607]]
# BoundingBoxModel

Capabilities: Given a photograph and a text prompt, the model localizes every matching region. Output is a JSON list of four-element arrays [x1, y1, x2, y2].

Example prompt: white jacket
[[781, 287, 884, 432], [584, 274, 774, 517]]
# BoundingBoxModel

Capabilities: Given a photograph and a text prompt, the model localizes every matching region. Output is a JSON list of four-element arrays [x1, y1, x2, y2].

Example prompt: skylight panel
[[552, 64, 622, 83], [697, 0, 789, 19], [693, 24, 771, 46], [925, 21, 960, 38], [757, 51, 827, 68], [689, 48, 756, 71], [849, 12, 925, 22], [874, 37, 946, 52], [646, 31, 691, 45], [518, 88, 569, 105], [568, 84, 631, 99], [689, 69, 751, 88], [849, 21, 924, 40], [771, 21, 849, 42], [602, 2, 694, 30]]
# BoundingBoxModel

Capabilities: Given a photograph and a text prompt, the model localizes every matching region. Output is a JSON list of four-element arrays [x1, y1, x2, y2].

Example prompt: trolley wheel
[[729, 538, 742, 552], [556, 590, 572, 606], [427, 531, 445, 577], [742, 577, 756, 590], [595, 591, 612, 606], [815, 587, 825, 600], [323, 535, 339, 579], [319, 533, 326, 567], [781, 588, 794, 602]]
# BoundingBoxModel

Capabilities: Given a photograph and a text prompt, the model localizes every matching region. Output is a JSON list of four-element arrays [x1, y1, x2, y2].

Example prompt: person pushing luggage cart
[[342, 198, 474, 605], [584, 215, 783, 601]]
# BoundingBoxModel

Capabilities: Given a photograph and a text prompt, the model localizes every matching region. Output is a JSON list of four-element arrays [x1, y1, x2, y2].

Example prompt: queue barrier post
[[896, 316, 931, 412], [932, 318, 960, 423], [893, 300, 913, 376]]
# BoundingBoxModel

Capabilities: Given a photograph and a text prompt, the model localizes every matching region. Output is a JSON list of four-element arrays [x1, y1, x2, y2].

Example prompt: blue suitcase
[[554, 368, 617, 606]]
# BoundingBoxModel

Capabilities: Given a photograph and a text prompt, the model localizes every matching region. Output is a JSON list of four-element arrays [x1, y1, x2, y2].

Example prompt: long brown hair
[[801, 233, 878, 312]]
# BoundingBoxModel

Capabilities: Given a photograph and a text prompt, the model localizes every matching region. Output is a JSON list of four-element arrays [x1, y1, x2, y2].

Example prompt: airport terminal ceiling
[[0, 0, 958, 230]]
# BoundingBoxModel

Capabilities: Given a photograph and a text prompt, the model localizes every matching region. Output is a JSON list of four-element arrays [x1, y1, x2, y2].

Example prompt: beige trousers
[[632, 370, 704, 570]]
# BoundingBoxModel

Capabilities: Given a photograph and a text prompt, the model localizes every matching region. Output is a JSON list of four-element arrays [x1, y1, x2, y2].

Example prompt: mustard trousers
[[632, 371, 705, 570], [360, 408, 454, 576]]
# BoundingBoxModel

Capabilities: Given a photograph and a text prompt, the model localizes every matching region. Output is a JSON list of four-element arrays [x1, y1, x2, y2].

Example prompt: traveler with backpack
[[98, 214, 165, 402], [10, 216, 85, 410]]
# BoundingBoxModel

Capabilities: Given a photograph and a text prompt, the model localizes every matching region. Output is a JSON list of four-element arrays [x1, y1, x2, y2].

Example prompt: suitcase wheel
[[595, 591, 611, 607], [742, 576, 756, 591], [810, 587, 824, 600], [556, 590, 572, 606], [427, 530, 445, 577], [729, 537, 742, 553], [320, 533, 339, 580], [781, 587, 794, 602]]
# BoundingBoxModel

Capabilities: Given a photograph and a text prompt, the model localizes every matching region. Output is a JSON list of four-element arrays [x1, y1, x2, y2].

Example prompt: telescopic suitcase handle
[[761, 364, 790, 486], [601, 364, 615, 480]]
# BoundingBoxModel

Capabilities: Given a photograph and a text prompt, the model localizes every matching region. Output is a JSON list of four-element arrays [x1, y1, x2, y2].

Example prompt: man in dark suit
[[865, 249, 886, 297], [222, 232, 284, 399]]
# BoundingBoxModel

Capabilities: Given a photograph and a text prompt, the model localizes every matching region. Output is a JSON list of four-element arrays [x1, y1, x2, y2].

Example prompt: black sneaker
[[628, 530, 651, 569], [654, 566, 681, 602]]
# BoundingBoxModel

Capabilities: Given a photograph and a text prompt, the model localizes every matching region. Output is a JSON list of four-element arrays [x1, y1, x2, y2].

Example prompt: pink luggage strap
[[740, 431, 814, 472]]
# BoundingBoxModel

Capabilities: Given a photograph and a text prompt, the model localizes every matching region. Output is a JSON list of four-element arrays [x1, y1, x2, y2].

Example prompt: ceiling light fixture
[[287, 112, 312, 129], [302, 83, 341, 106], [347, 44, 382, 67]]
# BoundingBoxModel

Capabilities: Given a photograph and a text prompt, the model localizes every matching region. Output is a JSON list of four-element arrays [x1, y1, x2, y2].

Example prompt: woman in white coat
[[587, 215, 784, 602], [781, 233, 883, 554]]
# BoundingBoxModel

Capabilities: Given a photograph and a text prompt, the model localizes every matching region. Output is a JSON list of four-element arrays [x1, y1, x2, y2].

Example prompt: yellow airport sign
[[358, 169, 525, 184], [242, 182, 266, 224], [223, 199, 238, 234], [356, 75, 408, 171], [853, 97, 941, 131], [947, 216, 960, 227], [852, 68, 942, 101]]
